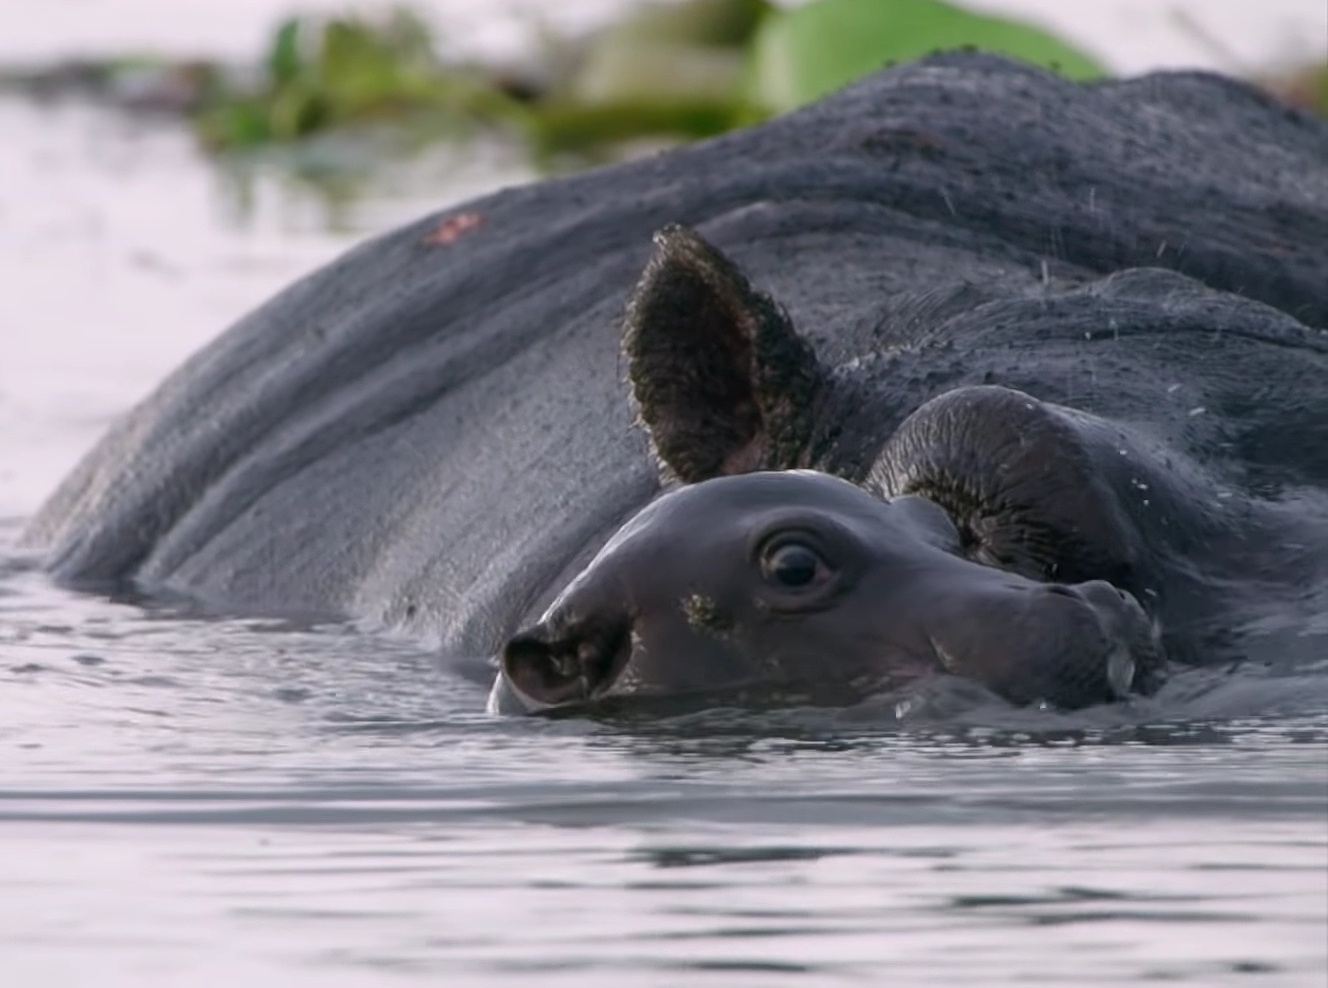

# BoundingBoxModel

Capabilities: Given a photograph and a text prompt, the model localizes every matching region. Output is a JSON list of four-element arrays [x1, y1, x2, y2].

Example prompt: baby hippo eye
[[762, 542, 825, 589]]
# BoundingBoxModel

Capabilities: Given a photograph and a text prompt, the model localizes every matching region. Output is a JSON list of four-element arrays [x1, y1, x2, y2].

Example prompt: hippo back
[[25, 52, 1328, 654]]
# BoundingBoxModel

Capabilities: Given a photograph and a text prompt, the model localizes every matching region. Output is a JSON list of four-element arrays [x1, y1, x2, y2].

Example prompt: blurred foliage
[[525, 0, 772, 157], [1264, 63, 1328, 117], [190, 0, 1107, 159], [1, 0, 1321, 170], [194, 8, 522, 148], [747, 0, 1103, 112]]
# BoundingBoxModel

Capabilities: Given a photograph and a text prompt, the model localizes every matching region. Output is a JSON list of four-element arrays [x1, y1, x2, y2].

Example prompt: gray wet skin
[[23, 54, 1328, 716], [491, 471, 1162, 714], [488, 218, 1323, 715]]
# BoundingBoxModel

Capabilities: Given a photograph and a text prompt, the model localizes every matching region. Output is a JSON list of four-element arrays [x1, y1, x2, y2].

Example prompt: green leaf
[[748, 0, 1106, 112], [266, 17, 303, 88], [605, 0, 774, 47], [195, 100, 273, 149], [526, 97, 746, 156]]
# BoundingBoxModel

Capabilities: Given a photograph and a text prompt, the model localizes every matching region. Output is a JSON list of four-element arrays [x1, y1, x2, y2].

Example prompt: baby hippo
[[489, 471, 1162, 715]]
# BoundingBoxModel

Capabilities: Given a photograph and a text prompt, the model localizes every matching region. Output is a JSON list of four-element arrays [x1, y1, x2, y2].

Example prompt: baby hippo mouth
[[497, 619, 633, 712], [925, 578, 1163, 709]]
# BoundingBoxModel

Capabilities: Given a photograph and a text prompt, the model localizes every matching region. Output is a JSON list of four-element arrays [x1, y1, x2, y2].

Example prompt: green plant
[[747, 0, 1105, 112], [195, 8, 520, 149]]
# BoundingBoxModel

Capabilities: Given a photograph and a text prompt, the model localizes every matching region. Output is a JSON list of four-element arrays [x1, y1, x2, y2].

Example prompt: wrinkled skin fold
[[21, 54, 1328, 717]]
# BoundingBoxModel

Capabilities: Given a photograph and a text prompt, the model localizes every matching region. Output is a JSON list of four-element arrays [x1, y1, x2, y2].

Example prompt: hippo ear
[[623, 225, 823, 483]]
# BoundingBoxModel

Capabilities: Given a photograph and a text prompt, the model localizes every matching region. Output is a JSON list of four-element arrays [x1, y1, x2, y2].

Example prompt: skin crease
[[19, 55, 1327, 714]]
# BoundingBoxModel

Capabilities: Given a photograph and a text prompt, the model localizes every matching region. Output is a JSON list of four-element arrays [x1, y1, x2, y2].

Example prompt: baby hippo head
[[489, 471, 1162, 715]]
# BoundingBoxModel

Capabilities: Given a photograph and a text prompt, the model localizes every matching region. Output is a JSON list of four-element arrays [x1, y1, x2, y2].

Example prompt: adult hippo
[[23, 53, 1328, 714], [489, 222, 1325, 713]]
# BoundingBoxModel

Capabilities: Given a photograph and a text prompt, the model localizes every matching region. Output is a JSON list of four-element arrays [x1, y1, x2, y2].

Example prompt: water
[[2, 2, 1327, 985], [2, 544, 1326, 987]]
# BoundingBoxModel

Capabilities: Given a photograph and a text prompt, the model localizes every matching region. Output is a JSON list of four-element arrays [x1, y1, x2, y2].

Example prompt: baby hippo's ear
[[623, 225, 824, 483]]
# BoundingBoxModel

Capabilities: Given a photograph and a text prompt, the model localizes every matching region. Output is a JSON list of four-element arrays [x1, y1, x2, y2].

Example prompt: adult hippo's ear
[[623, 225, 824, 483]]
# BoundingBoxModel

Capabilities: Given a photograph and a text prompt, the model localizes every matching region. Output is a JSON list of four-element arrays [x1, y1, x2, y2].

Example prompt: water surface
[[2, 532, 1326, 986]]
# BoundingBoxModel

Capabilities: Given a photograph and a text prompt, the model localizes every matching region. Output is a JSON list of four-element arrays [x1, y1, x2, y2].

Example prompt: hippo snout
[[1073, 580, 1163, 697], [929, 578, 1161, 709], [492, 615, 632, 713]]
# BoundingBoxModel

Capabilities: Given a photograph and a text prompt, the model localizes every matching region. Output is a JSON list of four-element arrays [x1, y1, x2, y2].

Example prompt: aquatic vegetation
[[521, 0, 773, 157], [194, 8, 522, 148], [746, 0, 1104, 112], [0, 0, 1320, 168]]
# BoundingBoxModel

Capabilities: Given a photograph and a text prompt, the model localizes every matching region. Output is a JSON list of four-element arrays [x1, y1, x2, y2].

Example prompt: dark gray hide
[[25, 53, 1328, 662]]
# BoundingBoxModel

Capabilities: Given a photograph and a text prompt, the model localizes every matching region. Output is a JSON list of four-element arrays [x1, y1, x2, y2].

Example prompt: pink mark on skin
[[422, 210, 484, 246]]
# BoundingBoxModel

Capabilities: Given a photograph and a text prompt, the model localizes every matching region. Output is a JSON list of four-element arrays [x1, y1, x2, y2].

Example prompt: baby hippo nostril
[[498, 617, 634, 712], [498, 632, 577, 710]]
